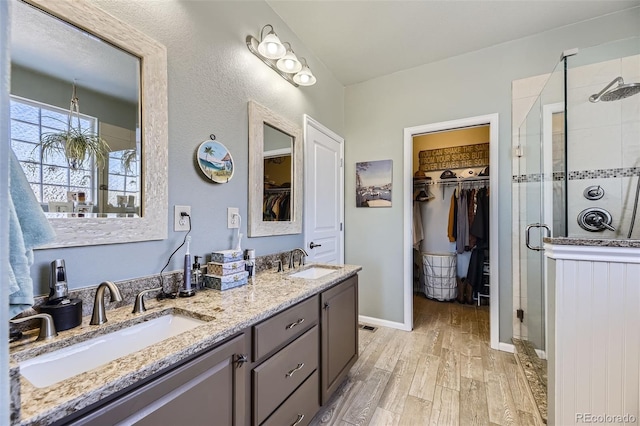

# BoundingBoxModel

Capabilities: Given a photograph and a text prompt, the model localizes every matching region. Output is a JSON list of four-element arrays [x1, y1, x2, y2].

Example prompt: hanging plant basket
[[38, 83, 110, 170]]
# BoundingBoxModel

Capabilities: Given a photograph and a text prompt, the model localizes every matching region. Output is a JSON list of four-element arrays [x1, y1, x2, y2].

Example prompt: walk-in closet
[[412, 125, 491, 311]]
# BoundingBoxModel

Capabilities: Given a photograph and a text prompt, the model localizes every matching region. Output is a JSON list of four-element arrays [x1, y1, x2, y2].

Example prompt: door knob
[[309, 242, 322, 249]]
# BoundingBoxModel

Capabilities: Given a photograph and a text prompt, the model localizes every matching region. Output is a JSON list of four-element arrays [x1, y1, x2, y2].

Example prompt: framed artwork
[[356, 160, 392, 207]]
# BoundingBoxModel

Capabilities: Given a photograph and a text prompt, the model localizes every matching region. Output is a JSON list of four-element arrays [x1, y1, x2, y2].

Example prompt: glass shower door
[[517, 59, 565, 355]]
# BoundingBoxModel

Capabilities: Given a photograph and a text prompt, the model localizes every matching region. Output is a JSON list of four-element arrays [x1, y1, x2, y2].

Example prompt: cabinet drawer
[[262, 370, 319, 426], [253, 326, 319, 425], [253, 295, 318, 360]]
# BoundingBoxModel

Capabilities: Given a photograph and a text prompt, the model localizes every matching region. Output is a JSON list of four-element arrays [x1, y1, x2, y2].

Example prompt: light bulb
[[267, 42, 279, 55], [257, 30, 286, 59], [293, 63, 316, 86], [276, 48, 302, 74]]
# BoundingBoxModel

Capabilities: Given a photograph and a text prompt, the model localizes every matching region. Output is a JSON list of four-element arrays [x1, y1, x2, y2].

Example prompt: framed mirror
[[10, 0, 168, 248], [248, 101, 302, 236]]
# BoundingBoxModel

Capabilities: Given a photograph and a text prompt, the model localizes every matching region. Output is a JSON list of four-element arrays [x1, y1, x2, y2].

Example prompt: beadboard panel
[[550, 253, 640, 425]]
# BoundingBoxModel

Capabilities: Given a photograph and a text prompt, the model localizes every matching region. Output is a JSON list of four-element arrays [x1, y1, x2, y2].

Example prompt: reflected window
[[10, 95, 96, 207]]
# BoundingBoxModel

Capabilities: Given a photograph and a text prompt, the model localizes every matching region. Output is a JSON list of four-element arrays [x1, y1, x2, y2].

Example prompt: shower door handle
[[525, 223, 550, 251]]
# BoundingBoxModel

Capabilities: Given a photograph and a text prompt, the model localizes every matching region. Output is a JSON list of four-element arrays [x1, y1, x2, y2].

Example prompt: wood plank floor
[[310, 296, 544, 426]]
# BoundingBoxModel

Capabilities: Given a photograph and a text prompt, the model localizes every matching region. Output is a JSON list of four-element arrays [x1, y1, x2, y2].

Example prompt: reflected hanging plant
[[39, 83, 110, 171], [121, 148, 138, 174]]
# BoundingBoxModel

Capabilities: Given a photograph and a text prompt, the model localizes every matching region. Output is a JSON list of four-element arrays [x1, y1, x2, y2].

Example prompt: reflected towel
[[9, 151, 55, 318]]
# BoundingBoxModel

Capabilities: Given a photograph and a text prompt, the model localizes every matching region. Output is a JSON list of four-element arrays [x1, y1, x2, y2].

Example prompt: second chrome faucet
[[288, 248, 309, 269], [90, 281, 123, 325]]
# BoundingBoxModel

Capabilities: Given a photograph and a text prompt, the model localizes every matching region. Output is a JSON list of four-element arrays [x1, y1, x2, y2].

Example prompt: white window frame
[[9, 95, 98, 206]]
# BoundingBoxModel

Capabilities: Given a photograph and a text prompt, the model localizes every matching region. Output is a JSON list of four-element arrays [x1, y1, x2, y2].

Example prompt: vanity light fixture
[[247, 24, 316, 87]]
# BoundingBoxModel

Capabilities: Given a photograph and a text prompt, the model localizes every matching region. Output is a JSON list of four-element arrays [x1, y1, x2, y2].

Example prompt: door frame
[[303, 115, 345, 264], [403, 113, 500, 350]]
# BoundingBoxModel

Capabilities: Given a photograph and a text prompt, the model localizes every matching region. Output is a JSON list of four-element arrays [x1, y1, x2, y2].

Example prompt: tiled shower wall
[[566, 55, 640, 239]]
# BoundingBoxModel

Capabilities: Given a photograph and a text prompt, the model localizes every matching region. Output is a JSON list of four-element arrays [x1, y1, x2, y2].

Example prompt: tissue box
[[204, 271, 249, 291], [207, 260, 245, 276], [210, 249, 243, 263]]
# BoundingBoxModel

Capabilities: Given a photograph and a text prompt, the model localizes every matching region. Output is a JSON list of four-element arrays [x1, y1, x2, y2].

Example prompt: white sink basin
[[289, 267, 336, 279], [19, 314, 206, 388]]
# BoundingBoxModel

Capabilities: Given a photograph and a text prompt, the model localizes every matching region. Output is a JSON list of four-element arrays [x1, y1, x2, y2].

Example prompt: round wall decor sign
[[196, 140, 234, 183]]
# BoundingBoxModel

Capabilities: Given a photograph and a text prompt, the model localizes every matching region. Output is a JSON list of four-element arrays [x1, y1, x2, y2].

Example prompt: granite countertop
[[544, 237, 640, 248], [9, 263, 362, 426]]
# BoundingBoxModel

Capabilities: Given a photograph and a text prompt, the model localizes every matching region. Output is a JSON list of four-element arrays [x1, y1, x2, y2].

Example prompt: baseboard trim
[[358, 315, 410, 331], [499, 342, 515, 353]]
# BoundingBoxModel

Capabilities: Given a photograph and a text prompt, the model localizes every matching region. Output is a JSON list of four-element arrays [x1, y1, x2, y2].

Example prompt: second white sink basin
[[19, 314, 206, 388], [289, 267, 336, 279]]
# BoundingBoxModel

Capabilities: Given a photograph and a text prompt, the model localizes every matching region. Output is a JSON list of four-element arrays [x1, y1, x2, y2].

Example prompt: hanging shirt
[[447, 190, 456, 242], [456, 190, 468, 254]]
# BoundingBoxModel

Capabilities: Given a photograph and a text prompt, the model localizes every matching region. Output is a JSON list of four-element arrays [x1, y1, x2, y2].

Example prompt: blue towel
[[9, 151, 56, 318]]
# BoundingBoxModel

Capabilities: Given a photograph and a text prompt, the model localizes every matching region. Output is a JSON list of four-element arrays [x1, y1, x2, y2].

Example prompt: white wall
[[26, 1, 344, 294], [344, 7, 640, 341]]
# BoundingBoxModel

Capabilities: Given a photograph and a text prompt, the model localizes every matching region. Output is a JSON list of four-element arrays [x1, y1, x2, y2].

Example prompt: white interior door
[[304, 116, 344, 264]]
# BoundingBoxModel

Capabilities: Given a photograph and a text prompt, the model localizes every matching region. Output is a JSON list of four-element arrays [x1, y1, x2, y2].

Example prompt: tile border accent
[[513, 167, 640, 183]]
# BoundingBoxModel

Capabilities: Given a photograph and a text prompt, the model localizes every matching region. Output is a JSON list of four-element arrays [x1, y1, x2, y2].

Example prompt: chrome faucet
[[10, 313, 57, 341], [90, 281, 123, 325], [132, 287, 161, 314], [288, 248, 309, 269]]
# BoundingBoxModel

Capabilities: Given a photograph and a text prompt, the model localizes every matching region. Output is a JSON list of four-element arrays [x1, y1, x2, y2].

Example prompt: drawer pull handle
[[285, 362, 305, 378], [291, 414, 305, 426], [235, 354, 248, 368], [286, 318, 305, 330]]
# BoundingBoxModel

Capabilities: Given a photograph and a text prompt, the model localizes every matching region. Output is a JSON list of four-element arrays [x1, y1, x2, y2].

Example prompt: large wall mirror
[[10, 0, 168, 247], [248, 101, 302, 236]]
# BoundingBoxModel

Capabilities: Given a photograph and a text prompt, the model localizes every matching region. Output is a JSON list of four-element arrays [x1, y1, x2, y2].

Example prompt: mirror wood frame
[[19, 0, 169, 248], [248, 100, 302, 237]]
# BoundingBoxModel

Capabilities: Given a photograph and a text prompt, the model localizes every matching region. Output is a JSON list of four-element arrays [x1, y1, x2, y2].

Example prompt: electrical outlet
[[174, 205, 191, 231], [227, 207, 239, 229]]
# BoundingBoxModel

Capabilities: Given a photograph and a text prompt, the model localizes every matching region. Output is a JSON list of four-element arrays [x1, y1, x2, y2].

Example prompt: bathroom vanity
[[9, 265, 361, 426]]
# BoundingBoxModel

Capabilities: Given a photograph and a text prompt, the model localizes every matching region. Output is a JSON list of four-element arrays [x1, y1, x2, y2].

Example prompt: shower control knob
[[583, 185, 605, 200], [578, 208, 615, 232]]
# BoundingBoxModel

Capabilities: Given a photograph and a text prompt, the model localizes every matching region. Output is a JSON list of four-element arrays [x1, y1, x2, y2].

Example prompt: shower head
[[589, 77, 640, 103]]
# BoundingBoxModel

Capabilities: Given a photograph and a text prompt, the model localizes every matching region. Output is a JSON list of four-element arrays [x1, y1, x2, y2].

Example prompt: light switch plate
[[174, 205, 191, 231]]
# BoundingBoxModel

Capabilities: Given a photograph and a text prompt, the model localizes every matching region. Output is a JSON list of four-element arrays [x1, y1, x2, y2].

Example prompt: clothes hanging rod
[[264, 187, 291, 193]]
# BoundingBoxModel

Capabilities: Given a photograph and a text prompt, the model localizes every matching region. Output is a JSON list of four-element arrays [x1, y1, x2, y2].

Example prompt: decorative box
[[207, 260, 245, 276], [210, 249, 243, 263], [204, 271, 249, 291]]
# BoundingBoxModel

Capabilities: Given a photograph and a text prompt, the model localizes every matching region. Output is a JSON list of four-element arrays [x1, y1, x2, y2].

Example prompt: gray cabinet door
[[320, 275, 358, 404], [65, 333, 248, 426]]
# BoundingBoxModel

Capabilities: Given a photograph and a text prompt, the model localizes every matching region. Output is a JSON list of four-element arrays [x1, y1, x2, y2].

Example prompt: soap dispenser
[[192, 256, 203, 289]]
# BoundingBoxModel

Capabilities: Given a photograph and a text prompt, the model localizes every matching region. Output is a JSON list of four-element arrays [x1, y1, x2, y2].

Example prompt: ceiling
[[267, 0, 640, 86]]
